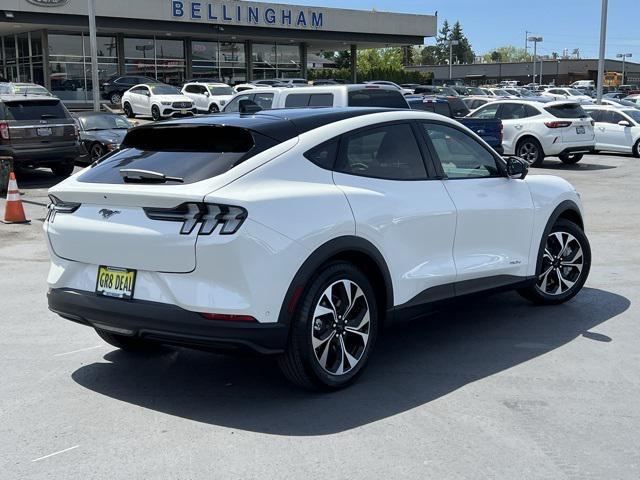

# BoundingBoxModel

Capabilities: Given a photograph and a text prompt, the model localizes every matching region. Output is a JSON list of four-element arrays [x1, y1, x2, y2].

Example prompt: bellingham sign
[[171, 1, 324, 29]]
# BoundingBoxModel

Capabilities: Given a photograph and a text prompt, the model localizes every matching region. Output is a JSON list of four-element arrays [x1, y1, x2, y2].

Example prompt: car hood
[[82, 129, 128, 144], [153, 94, 193, 103]]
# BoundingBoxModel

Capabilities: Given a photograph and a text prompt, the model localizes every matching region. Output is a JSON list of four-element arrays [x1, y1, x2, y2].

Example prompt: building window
[[124, 37, 185, 86], [48, 33, 118, 103], [252, 43, 301, 80], [191, 41, 246, 85]]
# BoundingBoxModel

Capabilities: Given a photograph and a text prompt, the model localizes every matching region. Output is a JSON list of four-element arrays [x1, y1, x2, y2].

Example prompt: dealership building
[[0, 0, 435, 104]]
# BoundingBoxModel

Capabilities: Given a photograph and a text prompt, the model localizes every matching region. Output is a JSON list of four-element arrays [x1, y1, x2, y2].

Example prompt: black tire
[[559, 153, 583, 164], [109, 92, 122, 105], [516, 137, 545, 167], [518, 219, 591, 305], [89, 142, 106, 161], [633, 139, 640, 158], [50, 162, 75, 178], [95, 328, 163, 353], [151, 105, 161, 121], [123, 102, 135, 118], [208, 103, 219, 113], [278, 262, 378, 391]]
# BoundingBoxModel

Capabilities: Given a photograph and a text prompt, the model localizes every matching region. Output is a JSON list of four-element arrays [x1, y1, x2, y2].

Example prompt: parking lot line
[[31, 445, 79, 462], [53, 345, 104, 357]]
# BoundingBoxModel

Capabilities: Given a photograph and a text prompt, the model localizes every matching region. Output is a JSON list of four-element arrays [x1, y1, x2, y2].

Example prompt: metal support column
[[350, 44, 357, 83], [87, 0, 100, 111], [245, 40, 253, 82], [596, 0, 608, 104], [300, 43, 307, 79], [185, 38, 192, 80]]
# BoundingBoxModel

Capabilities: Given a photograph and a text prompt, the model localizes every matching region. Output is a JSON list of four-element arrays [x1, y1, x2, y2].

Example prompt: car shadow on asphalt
[[538, 161, 617, 171], [13, 167, 72, 191], [71, 287, 629, 436]]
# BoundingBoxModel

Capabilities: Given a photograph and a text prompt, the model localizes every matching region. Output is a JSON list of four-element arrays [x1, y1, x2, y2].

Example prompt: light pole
[[528, 36, 543, 85], [596, 0, 608, 104], [616, 53, 632, 85], [448, 39, 459, 81], [88, 0, 100, 111]]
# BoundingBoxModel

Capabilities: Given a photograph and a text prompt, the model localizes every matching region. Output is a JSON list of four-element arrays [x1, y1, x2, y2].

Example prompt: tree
[[323, 50, 351, 69], [357, 47, 404, 73], [449, 21, 474, 64], [418, 45, 439, 65], [482, 45, 529, 63], [435, 20, 451, 63]]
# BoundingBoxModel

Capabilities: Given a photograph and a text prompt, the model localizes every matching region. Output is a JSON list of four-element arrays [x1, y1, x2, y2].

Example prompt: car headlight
[[161, 101, 172, 106], [106, 143, 120, 151]]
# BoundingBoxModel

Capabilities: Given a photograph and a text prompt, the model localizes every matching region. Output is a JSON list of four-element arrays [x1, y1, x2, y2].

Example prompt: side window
[[525, 105, 541, 117], [253, 92, 274, 109], [308, 93, 334, 107], [607, 112, 625, 124], [285, 93, 311, 108], [224, 94, 251, 112], [498, 103, 527, 120], [304, 138, 338, 169], [336, 123, 427, 180], [433, 102, 451, 117], [587, 110, 603, 122], [184, 85, 198, 94], [471, 103, 499, 119], [421, 122, 500, 179], [129, 86, 143, 94]]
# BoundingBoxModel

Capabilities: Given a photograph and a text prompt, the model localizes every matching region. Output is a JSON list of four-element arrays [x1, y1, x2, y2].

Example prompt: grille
[[172, 102, 192, 109]]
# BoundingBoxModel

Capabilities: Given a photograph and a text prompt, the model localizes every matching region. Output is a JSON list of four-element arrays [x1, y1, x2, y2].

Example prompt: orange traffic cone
[[2, 171, 29, 224]]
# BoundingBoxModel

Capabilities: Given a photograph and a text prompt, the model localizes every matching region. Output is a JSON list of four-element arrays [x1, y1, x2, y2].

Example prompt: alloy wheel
[[110, 93, 121, 104], [90, 143, 106, 161], [518, 142, 539, 163], [536, 231, 584, 295], [311, 280, 370, 376]]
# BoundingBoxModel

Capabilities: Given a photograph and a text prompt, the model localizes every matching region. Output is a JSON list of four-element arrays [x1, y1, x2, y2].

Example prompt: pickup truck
[[406, 95, 504, 155]]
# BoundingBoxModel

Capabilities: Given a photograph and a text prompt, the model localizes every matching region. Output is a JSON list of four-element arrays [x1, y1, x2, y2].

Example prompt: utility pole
[[528, 36, 543, 85], [616, 53, 632, 85], [448, 39, 459, 81], [596, 0, 608, 104], [88, 0, 100, 111], [525, 31, 529, 56]]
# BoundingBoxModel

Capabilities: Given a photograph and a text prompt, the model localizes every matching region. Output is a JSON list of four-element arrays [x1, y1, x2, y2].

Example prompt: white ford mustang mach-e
[[45, 108, 591, 390]]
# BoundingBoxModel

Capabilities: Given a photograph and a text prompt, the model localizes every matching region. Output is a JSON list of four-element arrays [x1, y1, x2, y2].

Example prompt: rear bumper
[[556, 145, 595, 157], [48, 288, 289, 354], [7, 144, 82, 166]]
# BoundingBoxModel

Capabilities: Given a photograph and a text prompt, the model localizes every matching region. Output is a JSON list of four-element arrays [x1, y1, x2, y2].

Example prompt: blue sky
[[267, 0, 639, 61]]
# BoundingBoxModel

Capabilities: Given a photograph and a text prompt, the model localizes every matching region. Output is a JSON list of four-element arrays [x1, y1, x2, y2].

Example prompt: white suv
[[181, 82, 234, 113], [122, 83, 196, 121], [583, 104, 640, 157], [222, 84, 409, 112], [469, 100, 596, 165], [46, 108, 591, 390]]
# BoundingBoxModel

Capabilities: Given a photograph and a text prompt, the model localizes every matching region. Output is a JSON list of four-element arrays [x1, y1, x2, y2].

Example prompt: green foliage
[[414, 18, 474, 65], [450, 21, 474, 64], [308, 67, 431, 84], [483, 45, 530, 63], [323, 50, 352, 69]]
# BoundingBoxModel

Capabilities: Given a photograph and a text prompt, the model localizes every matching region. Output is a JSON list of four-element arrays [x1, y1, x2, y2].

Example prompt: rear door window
[[285, 94, 310, 107], [544, 104, 588, 119], [308, 93, 334, 107], [3, 99, 69, 120], [336, 123, 427, 180], [471, 103, 499, 119], [77, 125, 277, 185], [347, 89, 408, 108]]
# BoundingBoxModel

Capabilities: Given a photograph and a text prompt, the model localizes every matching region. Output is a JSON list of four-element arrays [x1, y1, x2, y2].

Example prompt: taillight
[[590, 120, 595, 126], [143, 202, 247, 235], [73, 123, 79, 139], [544, 121, 572, 128], [46, 195, 81, 222], [0, 122, 9, 140]]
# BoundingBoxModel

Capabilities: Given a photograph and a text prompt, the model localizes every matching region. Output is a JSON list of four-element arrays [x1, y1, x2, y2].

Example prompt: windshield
[[207, 86, 233, 95], [79, 114, 132, 131], [623, 109, 640, 123], [0, 84, 51, 96], [493, 89, 510, 96], [150, 85, 180, 95], [567, 89, 584, 96], [467, 87, 486, 95]]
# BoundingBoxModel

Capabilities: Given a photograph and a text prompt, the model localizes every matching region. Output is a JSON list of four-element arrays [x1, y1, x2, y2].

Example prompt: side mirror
[[204, 91, 210, 97], [506, 156, 528, 180], [618, 120, 631, 127], [239, 98, 262, 114]]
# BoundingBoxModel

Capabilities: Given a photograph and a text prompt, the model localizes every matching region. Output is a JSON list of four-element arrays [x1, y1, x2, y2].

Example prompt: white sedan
[[181, 82, 234, 113], [542, 88, 593, 104], [583, 105, 640, 157], [122, 83, 196, 121]]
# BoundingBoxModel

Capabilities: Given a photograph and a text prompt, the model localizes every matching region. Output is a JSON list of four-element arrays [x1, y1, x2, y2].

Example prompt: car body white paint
[[45, 109, 583, 324], [181, 82, 234, 113], [582, 105, 640, 154], [121, 84, 195, 119]]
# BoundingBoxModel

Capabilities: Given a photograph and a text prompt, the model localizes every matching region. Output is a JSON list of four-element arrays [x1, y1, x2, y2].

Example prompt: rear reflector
[[200, 312, 257, 322], [0, 122, 9, 140], [544, 121, 572, 128]]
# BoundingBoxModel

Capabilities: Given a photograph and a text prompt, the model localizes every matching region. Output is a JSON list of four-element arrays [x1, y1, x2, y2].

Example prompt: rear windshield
[[545, 103, 588, 119], [3, 99, 69, 121], [77, 125, 276, 185], [448, 98, 470, 117], [348, 89, 408, 108]]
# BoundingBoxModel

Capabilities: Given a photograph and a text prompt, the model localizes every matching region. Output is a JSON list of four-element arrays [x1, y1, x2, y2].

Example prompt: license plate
[[96, 266, 136, 299], [576, 126, 585, 134], [181, 109, 187, 114], [37, 127, 52, 137]]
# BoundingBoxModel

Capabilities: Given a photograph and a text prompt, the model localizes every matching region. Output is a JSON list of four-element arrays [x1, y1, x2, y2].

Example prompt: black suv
[[0, 95, 81, 177], [101, 75, 156, 104]]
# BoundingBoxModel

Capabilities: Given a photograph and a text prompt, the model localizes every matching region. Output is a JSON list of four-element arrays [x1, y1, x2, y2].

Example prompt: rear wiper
[[41, 114, 56, 119], [120, 168, 184, 183]]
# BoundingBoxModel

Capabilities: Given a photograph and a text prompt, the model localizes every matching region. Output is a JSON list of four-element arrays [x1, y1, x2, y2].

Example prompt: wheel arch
[[534, 200, 584, 276], [277, 236, 394, 329]]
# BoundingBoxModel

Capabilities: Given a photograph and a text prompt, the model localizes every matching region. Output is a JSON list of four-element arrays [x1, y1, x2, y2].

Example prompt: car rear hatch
[[1, 98, 76, 151], [544, 103, 595, 145], [46, 122, 284, 273]]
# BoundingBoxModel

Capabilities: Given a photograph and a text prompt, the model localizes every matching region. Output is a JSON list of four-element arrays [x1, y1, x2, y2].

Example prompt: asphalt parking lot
[[1, 154, 639, 479]]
